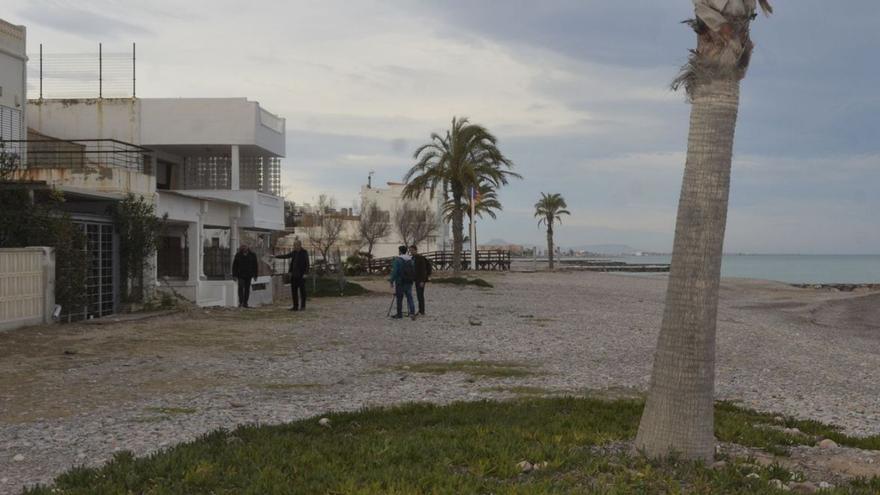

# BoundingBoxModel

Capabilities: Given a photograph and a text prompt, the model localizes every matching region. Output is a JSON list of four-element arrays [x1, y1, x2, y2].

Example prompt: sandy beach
[[1, 271, 879, 492]]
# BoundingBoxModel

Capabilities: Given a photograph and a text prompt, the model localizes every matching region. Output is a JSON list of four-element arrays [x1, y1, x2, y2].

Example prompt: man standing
[[389, 245, 416, 320], [275, 239, 310, 311], [410, 245, 432, 315], [232, 244, 258, 308]]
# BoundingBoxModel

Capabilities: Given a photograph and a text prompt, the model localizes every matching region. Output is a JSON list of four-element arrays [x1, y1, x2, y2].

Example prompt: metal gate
[[62, 221, 116, 321]]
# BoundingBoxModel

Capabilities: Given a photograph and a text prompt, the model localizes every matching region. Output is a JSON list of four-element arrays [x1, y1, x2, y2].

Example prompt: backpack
[[400, 257, 415, 284]]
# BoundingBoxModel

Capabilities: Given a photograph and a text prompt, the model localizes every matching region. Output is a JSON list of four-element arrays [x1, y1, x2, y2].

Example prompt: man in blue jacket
[[389, 245, 416, 320]]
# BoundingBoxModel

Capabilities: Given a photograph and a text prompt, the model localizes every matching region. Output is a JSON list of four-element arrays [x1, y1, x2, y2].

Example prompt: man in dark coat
[[410, 244, 432, 315], [232, 244, 258, 308], [274, 239, 310, 311]]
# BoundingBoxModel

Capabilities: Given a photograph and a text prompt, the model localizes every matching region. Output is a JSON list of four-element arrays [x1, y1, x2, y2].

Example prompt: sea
[[604, 254, 880, 284]]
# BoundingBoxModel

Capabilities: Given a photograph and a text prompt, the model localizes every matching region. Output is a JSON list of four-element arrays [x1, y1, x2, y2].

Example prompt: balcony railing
[[2, 139, 153, 174]]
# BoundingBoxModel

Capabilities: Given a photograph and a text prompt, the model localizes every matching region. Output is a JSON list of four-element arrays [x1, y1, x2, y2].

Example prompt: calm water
[[604, 255, 880, 284]]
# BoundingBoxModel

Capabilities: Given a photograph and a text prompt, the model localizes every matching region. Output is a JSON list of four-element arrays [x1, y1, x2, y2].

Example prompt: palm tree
[[403, 117, 520, 273], [441, 181, 503, 251], [534, 193, 570, 270], [634, 0, 773, 462]]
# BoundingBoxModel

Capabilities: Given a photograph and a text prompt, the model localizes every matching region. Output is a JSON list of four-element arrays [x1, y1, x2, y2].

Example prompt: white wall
[[0, 19, 26, 147], [27, 98, 286, 158], [28, 98, 141, 144], [360, 182, 450, 258], [0, 247, 55, 332]]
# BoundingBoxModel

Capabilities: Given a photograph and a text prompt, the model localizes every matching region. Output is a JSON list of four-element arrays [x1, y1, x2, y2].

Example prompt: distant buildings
[[359, 181, 449, 258]]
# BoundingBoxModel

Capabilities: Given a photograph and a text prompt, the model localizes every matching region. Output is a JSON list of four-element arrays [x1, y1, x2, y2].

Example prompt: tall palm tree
[[403, 117, 520, 273], [634, 0, 773, 462], [534, 193, 570, 270]]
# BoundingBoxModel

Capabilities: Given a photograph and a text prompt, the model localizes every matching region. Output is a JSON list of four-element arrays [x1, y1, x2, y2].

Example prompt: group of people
[[388, 244, 432, 320], [232, 241, 432, 319], [231, 240, 310, 310]]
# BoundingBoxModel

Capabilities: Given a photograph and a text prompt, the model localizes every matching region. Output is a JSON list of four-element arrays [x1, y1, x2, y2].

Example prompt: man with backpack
[[389, 245, 416, 320], [410, 244, 432, 315]]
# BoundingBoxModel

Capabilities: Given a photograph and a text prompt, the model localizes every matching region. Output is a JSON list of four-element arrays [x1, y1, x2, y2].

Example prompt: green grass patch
[[24, 398, 880, 494], [482, 386, 555, 396], [432, 276, 494, 288], [308, 277, 369, 297], [397, 360, 536, 378]]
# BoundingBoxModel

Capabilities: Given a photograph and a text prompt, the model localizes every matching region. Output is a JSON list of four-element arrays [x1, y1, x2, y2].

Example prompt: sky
[[5, 0, 879, 254]]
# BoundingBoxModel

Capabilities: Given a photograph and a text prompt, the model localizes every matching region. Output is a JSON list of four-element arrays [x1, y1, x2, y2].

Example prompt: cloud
[[17, 1, 153, 39], [7, 0, 878, 254]]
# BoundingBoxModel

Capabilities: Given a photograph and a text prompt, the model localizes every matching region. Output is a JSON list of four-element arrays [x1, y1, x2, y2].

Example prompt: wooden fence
[[367, 250, 511, 273]]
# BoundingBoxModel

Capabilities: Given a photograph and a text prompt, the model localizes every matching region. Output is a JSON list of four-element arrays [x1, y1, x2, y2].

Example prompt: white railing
[[259, 107, 285, 134]]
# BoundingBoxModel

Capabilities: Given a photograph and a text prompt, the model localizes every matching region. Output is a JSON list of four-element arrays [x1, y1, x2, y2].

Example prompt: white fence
[[0, 247, 55, 331]]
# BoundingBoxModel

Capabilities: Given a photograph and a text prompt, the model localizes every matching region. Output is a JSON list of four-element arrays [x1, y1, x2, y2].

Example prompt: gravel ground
[[1, 271, 879, 493]]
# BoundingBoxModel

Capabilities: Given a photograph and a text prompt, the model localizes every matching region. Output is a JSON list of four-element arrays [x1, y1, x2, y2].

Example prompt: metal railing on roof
[[1, 139, 153, 174]]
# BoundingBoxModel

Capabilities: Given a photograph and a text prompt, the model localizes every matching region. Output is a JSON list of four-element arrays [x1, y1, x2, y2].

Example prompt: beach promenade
[[1, 272, 879, 492]]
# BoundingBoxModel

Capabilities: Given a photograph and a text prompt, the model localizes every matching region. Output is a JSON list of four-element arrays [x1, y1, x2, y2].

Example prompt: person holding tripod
[[389, 245, 416, 320]]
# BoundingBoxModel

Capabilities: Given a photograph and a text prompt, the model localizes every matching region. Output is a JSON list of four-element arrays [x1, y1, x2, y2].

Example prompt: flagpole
[[470, 187, 477, 271]]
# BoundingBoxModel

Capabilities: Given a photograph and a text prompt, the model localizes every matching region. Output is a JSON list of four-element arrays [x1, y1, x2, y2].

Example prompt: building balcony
[[3, 136, 155, 198]]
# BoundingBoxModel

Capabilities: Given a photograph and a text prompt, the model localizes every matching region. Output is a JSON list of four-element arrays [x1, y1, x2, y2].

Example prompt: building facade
[[25, 97, 286, 308], [0, 19, 26, 157], [360, 181, 449, 259]]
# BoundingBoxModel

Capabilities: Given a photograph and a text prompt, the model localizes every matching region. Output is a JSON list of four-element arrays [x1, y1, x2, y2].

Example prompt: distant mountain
[[569, 244, 640, 255]]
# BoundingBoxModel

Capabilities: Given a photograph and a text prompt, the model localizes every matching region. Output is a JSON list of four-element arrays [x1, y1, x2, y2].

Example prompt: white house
[[0, 19, 26, 155], [360, 181, 449, 259], [26, 97, 287, 308]]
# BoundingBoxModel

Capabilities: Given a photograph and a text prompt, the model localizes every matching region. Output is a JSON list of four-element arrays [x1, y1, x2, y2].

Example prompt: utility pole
[[470, 186, 477, 270]]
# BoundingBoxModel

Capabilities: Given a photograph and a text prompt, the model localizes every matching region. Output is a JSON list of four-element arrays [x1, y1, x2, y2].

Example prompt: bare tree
[[358, 199, 391, 258], [395, 203, 438, 249], [306, 195, 345, 269]]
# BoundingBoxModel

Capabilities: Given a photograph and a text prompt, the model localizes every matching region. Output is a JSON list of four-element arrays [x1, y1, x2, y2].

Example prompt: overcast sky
[[6, 1, 879, 253]]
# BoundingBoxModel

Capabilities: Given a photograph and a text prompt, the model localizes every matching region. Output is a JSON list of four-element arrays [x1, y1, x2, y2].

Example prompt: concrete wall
[[28, 99, 141, 144], [180, 189, 283, 231], [0, 247, 55, 331], [27, 98, 286, 158], [14, 165, 156, 197], [0, 19, 27, 151], [0, 20, 26, 109]]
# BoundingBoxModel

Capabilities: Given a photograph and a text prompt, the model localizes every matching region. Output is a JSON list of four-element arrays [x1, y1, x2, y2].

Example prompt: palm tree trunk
[[546, 224, 554, 271], [451, 196, 464, 274], [634, 78, 740, 462]]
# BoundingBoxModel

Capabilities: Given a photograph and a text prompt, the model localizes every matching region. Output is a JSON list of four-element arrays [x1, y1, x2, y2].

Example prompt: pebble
[[746, 472, 760, 479], [517, 460, 533, 473], [818, 481, 833, 489], [318, 418, 331, 428], [818, 439, 838, 449], [13, 454, 25, 462]]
